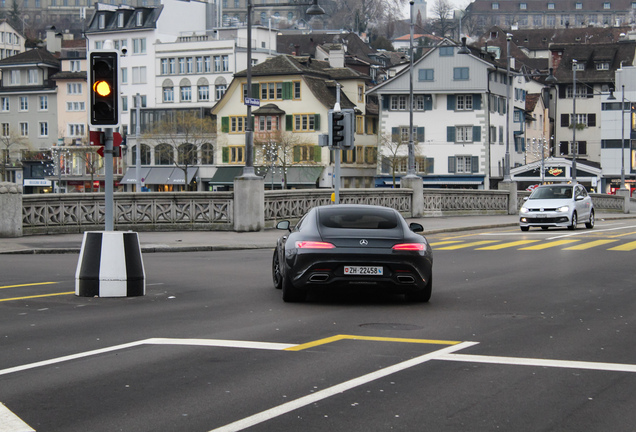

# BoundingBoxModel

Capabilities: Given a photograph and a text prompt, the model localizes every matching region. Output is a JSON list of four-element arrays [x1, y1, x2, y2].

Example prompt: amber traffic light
[[89, 51, 119, 126]]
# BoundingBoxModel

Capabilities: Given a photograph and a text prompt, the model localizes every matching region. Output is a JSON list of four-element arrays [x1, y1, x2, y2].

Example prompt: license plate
[[536, 214, 547, 218], [344, 266, 383, 276]]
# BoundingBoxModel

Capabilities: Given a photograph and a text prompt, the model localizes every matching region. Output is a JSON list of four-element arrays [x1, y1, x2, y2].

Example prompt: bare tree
[[379, 131, 427, 187], [144, 110, 216, 191], [322, 0, 409, 36], [0, 131, 27, 182], [430, 0, 456, 37], [254, 130, 316, 189]]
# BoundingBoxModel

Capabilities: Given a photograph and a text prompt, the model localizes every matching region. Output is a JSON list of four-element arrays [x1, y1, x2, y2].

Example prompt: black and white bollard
[[75, 231, 145, 297]]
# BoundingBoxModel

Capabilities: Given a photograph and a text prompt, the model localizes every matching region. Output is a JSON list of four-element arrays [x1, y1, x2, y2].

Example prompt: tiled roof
[[235, 55, 365, 81], [0, 48, 60, 67], [50, 71, 86, 80], [468, 0, 635, 13], [508, 27, 631, 51], [550, 41, 636, 83]]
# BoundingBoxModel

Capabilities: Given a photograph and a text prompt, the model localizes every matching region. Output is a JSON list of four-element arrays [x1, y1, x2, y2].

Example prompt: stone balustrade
[[1, 186, 630, 237]]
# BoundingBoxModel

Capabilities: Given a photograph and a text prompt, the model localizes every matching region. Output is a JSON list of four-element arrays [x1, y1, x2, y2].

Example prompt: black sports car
[[271, 204, 433, 302]]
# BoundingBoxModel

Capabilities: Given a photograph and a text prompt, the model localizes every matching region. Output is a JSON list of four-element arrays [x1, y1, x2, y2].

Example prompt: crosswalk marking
[[476, 240, 540, 250], [516, 240, 580, 250], [435, 240, 499, 250], [429, 240, 463, 247], [608, 241, 636, 251], [563, 240, 619, 250]]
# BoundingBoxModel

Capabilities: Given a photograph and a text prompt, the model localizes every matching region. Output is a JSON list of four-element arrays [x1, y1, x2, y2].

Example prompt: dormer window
[[98, 14, 105, 29], [136, 11, 143, 26], [548, 2, 555, 9], [520, 2, 527, 9], [573, 61, 585, 71], [575, 2, 582, 8], [596, 62, 610, 70], [603, 2, 610, 8], [118, 12, 125, 27], [492, 2, 499, 9]]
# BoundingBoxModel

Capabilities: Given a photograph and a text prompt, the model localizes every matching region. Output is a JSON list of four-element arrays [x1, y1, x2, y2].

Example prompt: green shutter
[[382, 96, 390, 110], [473, 94, 482, 110], [447, 126, 455, 142], [471, 156, 479, 173], [424, 95, 432, 111], [447, 95, 456, 110], [313, 146, 322, 162], [472, 126, 481, 142], [314, 113, 320, 131], [417, 127, 425, 142], [286, 115, 293, 131], [282, 82, 292, 100], [221, 117, 229, 133], [448, 156, 456, 173], [251, 83, 260, 99], [426, 157, 434, 174], [222, 147, 229, 163]]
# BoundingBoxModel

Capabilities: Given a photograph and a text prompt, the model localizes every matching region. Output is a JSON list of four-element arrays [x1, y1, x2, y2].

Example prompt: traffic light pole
[[104, 128, 114, 231]]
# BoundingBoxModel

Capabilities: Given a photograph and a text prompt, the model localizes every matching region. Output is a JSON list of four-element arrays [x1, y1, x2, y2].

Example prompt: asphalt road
[[1, 219, 636, 431]]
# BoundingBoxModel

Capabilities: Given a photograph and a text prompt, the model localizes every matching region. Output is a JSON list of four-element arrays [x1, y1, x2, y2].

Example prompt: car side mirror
[[523, 197, 529, 201], [409, 222, 424, 233], [276, 220, 291, 231]]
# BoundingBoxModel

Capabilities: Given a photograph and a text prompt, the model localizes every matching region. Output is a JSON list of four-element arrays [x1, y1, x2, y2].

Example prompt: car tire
[[585, 210, 595, 229], [520, 226, 529, 231], [406, 275, 432, 303], [568, 212, 577, 230], [282, 273, 305, 303], [272, 249, 283, 289]]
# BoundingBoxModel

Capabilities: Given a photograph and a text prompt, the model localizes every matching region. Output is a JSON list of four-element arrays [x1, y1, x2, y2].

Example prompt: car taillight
[[295, 241, 335, 249], [392, 243, 425, 251]]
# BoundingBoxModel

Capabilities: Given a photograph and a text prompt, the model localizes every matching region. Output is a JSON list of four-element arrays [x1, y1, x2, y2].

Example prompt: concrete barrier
[[75, 231, 145, 297], [0, 182, 22, 237]]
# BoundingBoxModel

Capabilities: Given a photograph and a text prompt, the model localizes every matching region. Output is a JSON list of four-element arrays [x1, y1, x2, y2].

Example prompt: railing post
[[0, 182, 22, 238], [498, 181, 518, 215], [401, 176, 424, 217], [233, 175, 264, 232]]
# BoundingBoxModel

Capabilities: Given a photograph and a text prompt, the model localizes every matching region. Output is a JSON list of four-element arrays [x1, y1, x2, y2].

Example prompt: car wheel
[[282, 273, 305, 303], [272, 249, 282, 289], [406, 275, 432, 303], [585, 210, 595, 229], [568, 212, 577, 230], [520, 226, 529, 232]]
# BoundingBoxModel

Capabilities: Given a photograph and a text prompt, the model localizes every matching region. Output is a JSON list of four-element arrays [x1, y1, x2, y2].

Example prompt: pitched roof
[[508, 27, 631, 52], [550, 41, 636, 83], [0, 48, 60, 67], [276, 31, 379, 66], [234, 54, 366, 81]]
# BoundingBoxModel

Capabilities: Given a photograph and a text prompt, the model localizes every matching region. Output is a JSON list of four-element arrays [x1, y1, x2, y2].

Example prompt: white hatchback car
[[519, 183, 595, 231]]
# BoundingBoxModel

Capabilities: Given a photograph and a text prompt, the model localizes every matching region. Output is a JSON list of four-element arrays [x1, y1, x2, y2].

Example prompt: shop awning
[[209, 166, 245, 185], [144, 167, 175, 185], [166, 167, 198, 185], [258, 166, 323, 186], [119, 167, 151, 184]]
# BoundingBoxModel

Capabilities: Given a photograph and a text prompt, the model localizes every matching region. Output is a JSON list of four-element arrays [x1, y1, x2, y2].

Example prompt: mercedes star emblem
[[360, 239, 369, 245]]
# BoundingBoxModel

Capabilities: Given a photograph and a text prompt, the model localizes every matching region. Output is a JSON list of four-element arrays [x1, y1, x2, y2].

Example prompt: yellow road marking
[[519, 240, 579, 250], [429, 241, 463, 246], [608, 241, 636, 251], [563, 240, 619, 250], [435, 240, 498, 250], [0, 292, 74, 302], [477, 240, 540, 250], [0, 282, 58, 290], [285, 334, 461, 351]]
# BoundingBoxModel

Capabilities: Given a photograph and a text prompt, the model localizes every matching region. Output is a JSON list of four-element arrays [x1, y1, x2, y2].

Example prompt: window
[[294, 114, 316, 131], [293, 145, 316, 163], [576, 2, 582, 8], [293, 81, 301, 99], [132, 38, 146, 54], [28, 69, 38, 84], [155, 144, 174, 165], [20, 122, 28, 137], [520, 2, 527, 9], [596, 62, 610, 70], [1, 123, 9, 137], [492, 2, 499, 9], [179, 58, 185, 74], [132, 66, 147, 84], [229, 146, 245, 163], [533, 14, 543, 26], [439, 46, 454, 56], [9, 70, 19, 85], [603, 2, 610, 8], [215, 84, 227, 100], [187, 57, 193, 73], [39, 122, 48, 137], [67, 83, 82, 94], [121, 96, 128, 112], [453, 67, 469, 80], [180, 86, 192, 102], [169, 58, 176, 74], [455, 156, 473, 173], [66, 102, 85, 111], [547, 15, 556, 26], [391, 95, 408, 110], [70, 60, 81, 72], [214, 56, 221, 72], [163, 86, 174, 102], [573, 61, 585, 71], [121, 68, 128, 84], [198, 85, 209, 101], [230, 116, 247, 133], [19, 96, 28, 111], [68, 124, 85, 136], [222, 55, 229, 72], [201, 143, 214, 165], [1, 97, 8, 111], [136, 10, 143, 26], [456, 126, 473, 142], [258, 116, 279, 132], [118, 12, 125, 27], [39, 96, 48, 111], [204, 56, 211, 72], [358, 85, 364, 103], [548, 2, 555, 9], [419, 68, 434, 81], [196, 57, 203, 73], [98, 14, 105, 29], [456, 95, 473, 111], [566, 85, 587, 98], [161, 59, 168, 74]]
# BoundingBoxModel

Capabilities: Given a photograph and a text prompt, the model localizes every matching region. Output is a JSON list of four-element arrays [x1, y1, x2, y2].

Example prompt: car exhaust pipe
[[309, 273, 330, 282], [397, 275, 416, 284]]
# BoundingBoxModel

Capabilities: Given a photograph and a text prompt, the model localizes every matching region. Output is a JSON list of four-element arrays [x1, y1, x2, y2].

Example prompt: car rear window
[[530, 186, 573, 199], [318, 207, 399, 229]]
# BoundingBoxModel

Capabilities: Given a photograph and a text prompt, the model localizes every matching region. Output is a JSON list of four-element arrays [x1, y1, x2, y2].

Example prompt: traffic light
[[89, 51, 119, 126], [329, 110, 345, 147]]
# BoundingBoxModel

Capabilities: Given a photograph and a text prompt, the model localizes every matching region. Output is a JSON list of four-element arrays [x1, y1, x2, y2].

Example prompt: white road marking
[[145, 338, 296, 351], [438, 353, 636, 373], [0, 403, 35, 432], [208, 341, 479, 432], [549, 225, 636, 240]]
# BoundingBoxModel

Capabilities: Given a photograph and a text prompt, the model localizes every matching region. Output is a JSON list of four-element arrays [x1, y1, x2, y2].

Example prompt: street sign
[[244, 97, 260, 107]]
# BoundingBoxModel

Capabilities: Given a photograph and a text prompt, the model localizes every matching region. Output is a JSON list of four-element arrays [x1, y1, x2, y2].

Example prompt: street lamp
[[504, 33, 512, 182], [243, 0, 324, 178], [407, 0, 415, 177], [571, 58, 578, 184]]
